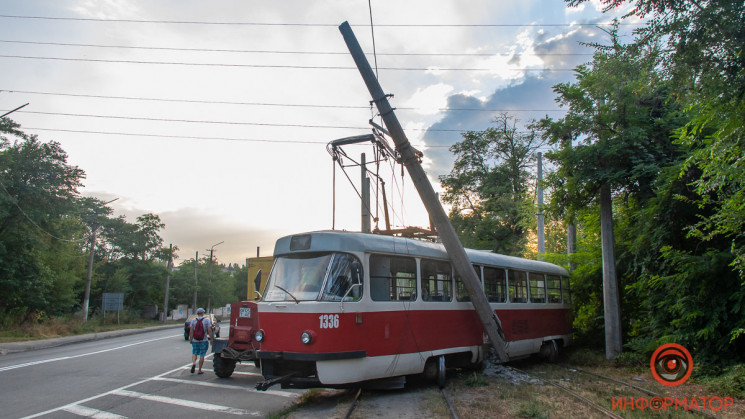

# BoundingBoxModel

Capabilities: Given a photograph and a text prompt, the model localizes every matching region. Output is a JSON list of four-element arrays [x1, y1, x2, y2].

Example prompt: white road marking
[[152, 377, 299, 398], [231, 370, 262, 376], [62, 404, 128, 418], [21, 363, 193, 418], [111, 389, 260, 416], [0, 334, 181, 372], [21, 356, 298, 419]]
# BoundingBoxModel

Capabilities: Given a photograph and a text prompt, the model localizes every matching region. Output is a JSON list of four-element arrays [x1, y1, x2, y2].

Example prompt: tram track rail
[[509, 366, 624, 419]]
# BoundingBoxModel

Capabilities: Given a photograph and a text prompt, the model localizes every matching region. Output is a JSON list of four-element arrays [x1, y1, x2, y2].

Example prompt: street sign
[[102, 293, 124, 311]]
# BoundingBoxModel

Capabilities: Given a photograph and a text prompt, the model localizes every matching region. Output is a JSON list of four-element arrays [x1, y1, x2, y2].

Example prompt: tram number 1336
[[319, 314, 340, 329]]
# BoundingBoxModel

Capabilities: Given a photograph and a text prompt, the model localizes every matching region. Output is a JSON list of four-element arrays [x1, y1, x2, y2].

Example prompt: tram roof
[[274, 230, 569, 276]]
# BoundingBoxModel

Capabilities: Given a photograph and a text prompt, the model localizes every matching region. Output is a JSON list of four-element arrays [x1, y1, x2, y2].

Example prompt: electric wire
[[0, 14, 642, 27], [16, 126, 463, 148], [0, 89, 568, 112], [4, 109, 518, 133], [0, 179, 85, 243], [19, 127, 333, 145], [0, 39, 595, 57], [0, 54, 578, 71], [368, 0, 379, 79]]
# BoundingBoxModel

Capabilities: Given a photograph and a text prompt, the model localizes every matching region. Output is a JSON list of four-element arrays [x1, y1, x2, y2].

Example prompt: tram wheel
[[540, 340, 559, 363], [437, 355, 446, 388]]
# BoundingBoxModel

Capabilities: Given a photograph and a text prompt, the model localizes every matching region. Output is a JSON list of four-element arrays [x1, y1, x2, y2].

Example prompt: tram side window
[[509, 270, 528, 303], [455, 265, 481, 302], [546, 275, 562, 303], [421, 259, 453, 302], [561, 276, 572, 304], [529, 272, 546, 303], [369, 254, 417, 301], [320, 253, 364, 302], [484, 266, 506, 303]]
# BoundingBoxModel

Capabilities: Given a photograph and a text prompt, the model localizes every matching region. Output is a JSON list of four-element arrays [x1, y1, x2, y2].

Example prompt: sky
[[0, 0, 639, 266]]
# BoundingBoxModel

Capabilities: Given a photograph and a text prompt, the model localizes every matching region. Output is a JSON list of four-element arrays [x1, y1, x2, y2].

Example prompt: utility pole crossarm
[[339, 21, 509, 361]]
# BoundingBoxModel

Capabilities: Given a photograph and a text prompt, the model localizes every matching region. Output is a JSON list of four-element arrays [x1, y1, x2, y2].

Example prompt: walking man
[[189, 307, 214, 374]]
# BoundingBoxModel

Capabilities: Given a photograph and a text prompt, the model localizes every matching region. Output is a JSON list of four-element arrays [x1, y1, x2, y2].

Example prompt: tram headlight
[[255, 329, 265, 342], [301, 331, 313, 345]]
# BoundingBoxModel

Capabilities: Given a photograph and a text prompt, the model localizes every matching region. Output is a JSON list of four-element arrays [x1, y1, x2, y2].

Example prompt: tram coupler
[[255, 372, 298, 391]]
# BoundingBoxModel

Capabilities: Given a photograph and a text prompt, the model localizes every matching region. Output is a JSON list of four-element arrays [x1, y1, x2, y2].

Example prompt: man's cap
[[197, 307, 205, 314]]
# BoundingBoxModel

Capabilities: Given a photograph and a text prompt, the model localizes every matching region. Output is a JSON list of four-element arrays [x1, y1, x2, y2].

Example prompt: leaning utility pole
[[339, 21, 509, 361]]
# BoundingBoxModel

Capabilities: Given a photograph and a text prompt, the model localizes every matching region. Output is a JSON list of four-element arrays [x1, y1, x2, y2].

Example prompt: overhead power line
[[0, 54, 578, 71], [0, 14, 640, 27], [0, 90, 568, 113], [7, 109, 506, 132], [20, 126, 457, 147], [0, 39, 595, 57]]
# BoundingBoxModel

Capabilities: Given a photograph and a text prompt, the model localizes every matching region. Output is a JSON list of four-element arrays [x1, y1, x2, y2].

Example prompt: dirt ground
[[282, 357, 744, 419]]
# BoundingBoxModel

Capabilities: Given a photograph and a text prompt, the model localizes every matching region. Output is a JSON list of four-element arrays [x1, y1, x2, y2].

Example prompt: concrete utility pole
[[193, 251, 198, 315], [567, 222, 576, 271], [163, 243, 172, 323], [340, 21, 509, 361], [536, 152, 545, 257], [600, 184, 622, 359], [206, 241, 224, 313], [361, 153, 371, 233], [82, 197, 118, 322]]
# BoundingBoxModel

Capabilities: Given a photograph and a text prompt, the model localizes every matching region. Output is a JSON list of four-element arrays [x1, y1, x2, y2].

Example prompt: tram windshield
[[265, 252, 363, 302]]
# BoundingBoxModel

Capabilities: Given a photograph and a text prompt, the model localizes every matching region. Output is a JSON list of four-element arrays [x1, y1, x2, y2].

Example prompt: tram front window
[[265, 253, 332, 302], [264, 253, 363, 302]]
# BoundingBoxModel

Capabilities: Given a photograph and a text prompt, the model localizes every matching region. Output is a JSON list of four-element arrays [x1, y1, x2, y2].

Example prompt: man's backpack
[[193, 317, 205, 340]]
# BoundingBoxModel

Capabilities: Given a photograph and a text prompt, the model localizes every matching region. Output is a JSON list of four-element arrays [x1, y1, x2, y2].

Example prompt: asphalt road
[[0, 326, 304, 418]]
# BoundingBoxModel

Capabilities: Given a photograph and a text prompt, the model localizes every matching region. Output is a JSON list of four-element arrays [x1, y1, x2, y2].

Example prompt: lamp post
[[206, 241, 223, 313]]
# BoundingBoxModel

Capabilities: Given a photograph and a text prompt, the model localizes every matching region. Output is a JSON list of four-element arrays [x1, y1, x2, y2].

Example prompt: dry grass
[[0, 313, 177, 342], [444, 350, 745, 419]]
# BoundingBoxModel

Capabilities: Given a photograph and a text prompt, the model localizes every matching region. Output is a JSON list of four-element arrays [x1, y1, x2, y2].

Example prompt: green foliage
[[440, 113, 544, 255], [167, 256, 241, 311], [0, 120, 190, 321], [0, 120, 86, 316], [462, 371, 489, 387], [516, 400, 549, 419], [537, 0, 745, 364]]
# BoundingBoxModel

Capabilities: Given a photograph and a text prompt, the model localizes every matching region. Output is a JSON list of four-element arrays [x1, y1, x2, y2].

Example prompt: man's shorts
[[191, 340, 209, 356]]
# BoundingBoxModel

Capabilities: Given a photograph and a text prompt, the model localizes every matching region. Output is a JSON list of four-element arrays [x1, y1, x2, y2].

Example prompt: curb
[[0, 324, 181, 355]]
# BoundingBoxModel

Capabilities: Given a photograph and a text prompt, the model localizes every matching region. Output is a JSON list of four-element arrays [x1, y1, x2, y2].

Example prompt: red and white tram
[[255, 230, 572, 390]]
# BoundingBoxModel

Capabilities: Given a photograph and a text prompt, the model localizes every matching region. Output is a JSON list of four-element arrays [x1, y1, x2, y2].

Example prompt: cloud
[[84, 192, 284, 265], [418, 23, 603, 180]]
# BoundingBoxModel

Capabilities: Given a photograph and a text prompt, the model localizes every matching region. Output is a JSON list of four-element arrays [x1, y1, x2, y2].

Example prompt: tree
[[440, 114, 544, 256], [0, 119, 86, 317], [539, 26, 688, 358], [557, 0, 745, 361]]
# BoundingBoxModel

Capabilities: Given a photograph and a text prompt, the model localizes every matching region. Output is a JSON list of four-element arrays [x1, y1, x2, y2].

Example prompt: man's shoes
[[191, 364, 196, 373]]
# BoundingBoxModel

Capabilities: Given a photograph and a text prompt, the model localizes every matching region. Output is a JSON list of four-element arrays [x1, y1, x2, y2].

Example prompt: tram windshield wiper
[[274, 285, 300, 304]]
